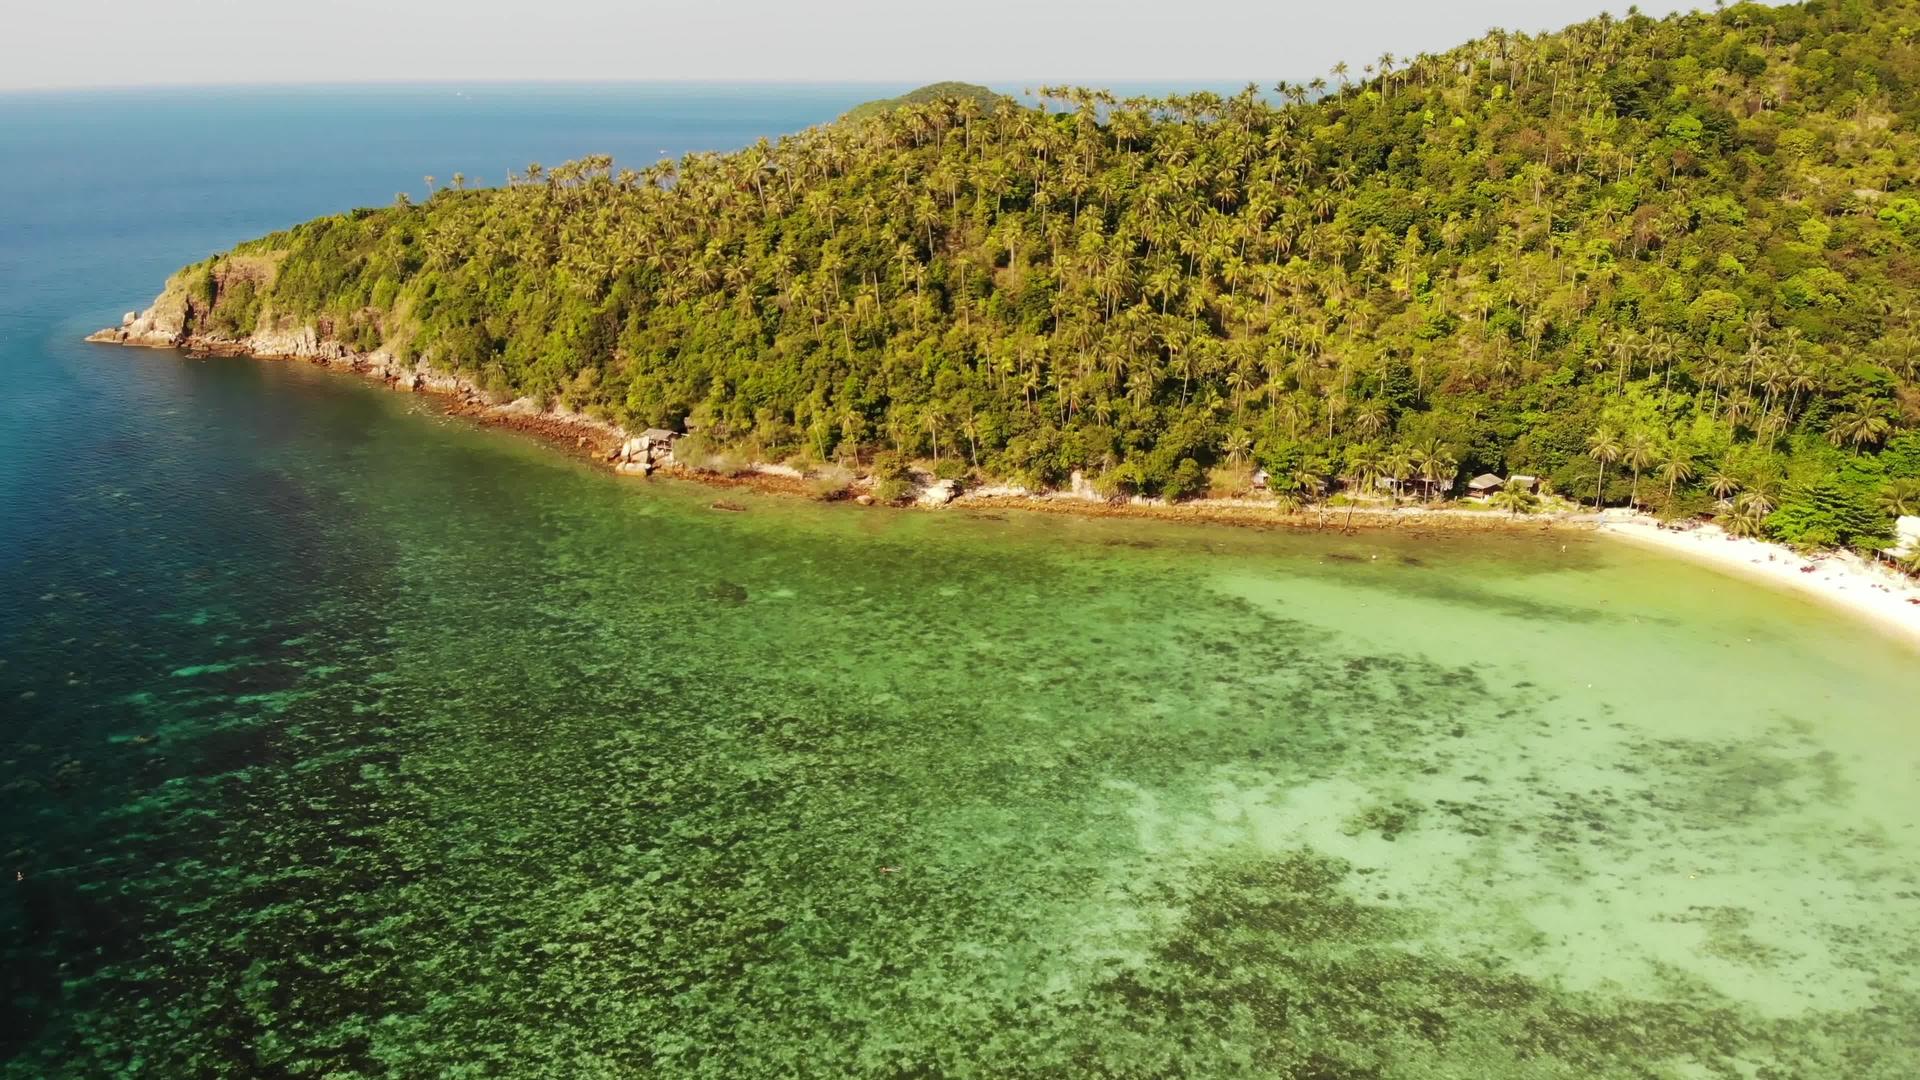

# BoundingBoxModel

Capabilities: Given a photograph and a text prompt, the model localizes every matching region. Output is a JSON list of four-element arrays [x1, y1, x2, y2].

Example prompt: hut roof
[[1467, 473, 1505, 491]]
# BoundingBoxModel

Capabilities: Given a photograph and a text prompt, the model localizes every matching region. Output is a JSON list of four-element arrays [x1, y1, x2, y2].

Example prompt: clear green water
[[5, 353, 1919, 1076]]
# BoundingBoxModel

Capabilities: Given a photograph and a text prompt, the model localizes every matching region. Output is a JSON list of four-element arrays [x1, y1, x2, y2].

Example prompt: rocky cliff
[[86, 291, 670, 471]]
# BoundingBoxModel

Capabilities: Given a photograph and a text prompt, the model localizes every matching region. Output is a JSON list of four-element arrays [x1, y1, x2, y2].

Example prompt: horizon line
[[0, 76, 1297, 96]]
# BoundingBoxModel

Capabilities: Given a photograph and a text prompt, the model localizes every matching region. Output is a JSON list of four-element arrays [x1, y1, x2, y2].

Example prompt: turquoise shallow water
[[4, 88, 1920, 1077]]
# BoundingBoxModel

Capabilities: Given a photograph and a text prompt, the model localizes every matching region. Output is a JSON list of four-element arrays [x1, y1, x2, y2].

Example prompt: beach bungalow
[[1466, 473, 1505, 496], [1467, 473, 1541, 499], [1378, 475, 1451, 500], [613, 427, 684, 473], [1251, 468, 1269, 491]]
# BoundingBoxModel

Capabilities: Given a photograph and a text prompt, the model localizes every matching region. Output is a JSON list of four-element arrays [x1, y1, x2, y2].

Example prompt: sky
[[3, 0, 1708, 91]]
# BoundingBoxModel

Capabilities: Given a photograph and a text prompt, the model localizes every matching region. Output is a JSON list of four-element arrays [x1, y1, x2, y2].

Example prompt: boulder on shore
[[613, 428, 682, 468], [88, 303, 186, 348], [917, 479, 960, 507]]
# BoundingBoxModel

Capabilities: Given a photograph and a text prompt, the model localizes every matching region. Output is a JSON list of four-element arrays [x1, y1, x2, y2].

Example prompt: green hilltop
[[144, 0, 1920, 556], [839, 81, 1004, 123]]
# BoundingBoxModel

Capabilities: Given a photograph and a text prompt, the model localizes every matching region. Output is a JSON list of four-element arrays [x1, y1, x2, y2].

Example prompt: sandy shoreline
[[1596, 516, 1920, 651], [88, 325, 1920, 649]]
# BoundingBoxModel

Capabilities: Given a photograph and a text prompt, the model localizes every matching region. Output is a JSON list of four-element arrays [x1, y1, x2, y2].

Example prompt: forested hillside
[[839, 82, 1004, 123], [164, 0, 1920, 551]]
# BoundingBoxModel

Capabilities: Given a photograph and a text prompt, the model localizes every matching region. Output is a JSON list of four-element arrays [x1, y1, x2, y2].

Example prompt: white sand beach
[[1597, 514, 1920, 652]]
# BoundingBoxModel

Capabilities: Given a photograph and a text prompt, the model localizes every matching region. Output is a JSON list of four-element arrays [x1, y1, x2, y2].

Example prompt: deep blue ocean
[[0, 84, 904, 607], [0, 83, 920, 320], [0, 83, 906, 1070], [0, 83, 932, 526]]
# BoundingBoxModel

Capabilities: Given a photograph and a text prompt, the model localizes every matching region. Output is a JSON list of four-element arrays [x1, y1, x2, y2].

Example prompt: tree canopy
[[839, 82, 1005, 124], [169, 0, 1920, 550]]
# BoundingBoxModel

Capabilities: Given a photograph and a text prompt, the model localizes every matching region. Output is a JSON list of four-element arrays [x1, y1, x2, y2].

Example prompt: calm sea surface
[[3, 85, 1919, 1077]]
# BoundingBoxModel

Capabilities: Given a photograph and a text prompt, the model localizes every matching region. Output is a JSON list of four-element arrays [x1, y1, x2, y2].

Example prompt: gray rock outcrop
[[917, 479, 960, 507], [88, 305, 185, 348], [610, 429, 680, 474]]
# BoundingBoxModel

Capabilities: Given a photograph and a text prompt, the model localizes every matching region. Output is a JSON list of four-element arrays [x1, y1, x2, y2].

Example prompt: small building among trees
[[1467, 473, 1505, 496], [1468, 473, 1541, 497], [1378, 475, 1452, 500]]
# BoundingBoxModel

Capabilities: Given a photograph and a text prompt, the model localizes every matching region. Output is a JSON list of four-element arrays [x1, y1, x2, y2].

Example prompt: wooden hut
[[1467, 473, 1505, 496], [1378, 476, 1450, 499]]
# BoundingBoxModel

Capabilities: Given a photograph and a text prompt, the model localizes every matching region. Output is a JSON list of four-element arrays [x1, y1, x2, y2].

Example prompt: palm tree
[[1384, 445, 1413, 507], [1223, 429, 1254, 467], [1720, 501, 1767, 537], [1735, 487, 1777, 519], [1608, 330, 1640, 390], [1586, 427, 1622, 510], [1657, 449, 1696, 508], [1291, 465, 1327, 504], [1881, 478, 1920, 518], [1410, 438, 1455, 503], [1705, 464, 1741, 504], [1352, 398, 1389, 439], [1490, 477, 1539, 517], [1621, 432, 1655, 507], [1827, 409, 1892, 452], [1343, 444, 1386, 530], [921, 409, 944, 461]]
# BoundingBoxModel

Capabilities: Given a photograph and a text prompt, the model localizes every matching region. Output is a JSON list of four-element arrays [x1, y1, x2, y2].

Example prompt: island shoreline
[[1595, 518, 1920, 652], [84, 318, 1600, 536], [86, 324, 1920, 650]]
